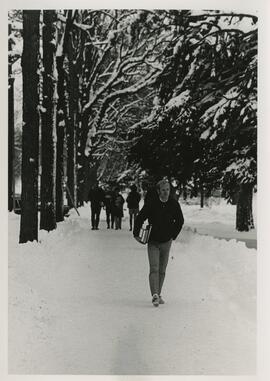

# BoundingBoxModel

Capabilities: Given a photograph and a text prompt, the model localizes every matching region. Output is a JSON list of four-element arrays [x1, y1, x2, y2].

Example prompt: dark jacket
[[126, 190, 141, 209], [88, 187, 105, 208], [133, 197, 184, 243], [104, 190, 115, 211], [113, 193, 125, 217]]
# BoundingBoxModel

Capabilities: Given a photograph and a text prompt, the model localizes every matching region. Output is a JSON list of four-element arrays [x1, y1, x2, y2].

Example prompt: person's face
[[158, 183, 170, 200]]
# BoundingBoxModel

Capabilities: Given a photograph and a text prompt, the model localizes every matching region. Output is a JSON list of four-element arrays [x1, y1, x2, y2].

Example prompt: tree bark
[[200, 177, 204, 208], [19, 10, 40, 243], [55, 10, 73, 219], [40, 10, 58, 231], [66, 32, 77, 208], [8, 23, 15, 211], [236, 183, 254, 231], [55, 56, 66, 222]]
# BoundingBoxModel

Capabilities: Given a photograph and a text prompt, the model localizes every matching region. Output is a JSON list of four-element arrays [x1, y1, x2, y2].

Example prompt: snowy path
[[8, 208, 256, 375]]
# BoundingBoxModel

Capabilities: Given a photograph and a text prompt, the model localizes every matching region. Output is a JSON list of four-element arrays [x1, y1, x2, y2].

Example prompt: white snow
[[8, 197, 256, 374], [165, 90, 190, 111], [181, 195, 256, 246]]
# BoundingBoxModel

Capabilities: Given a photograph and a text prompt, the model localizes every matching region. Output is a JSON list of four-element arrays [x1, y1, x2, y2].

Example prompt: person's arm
[[172, 202, 184, 240], [133, 204, 149, 239]]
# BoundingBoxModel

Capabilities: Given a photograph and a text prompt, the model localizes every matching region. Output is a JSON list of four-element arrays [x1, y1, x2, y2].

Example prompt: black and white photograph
[[4, 1, 268, 378]]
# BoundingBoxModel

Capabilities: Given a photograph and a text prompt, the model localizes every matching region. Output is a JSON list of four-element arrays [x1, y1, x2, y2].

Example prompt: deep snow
[[8, 200, 256, 375]]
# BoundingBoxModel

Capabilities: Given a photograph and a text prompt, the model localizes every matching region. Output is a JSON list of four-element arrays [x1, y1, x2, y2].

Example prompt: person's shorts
[[129, 208, 139, 215]]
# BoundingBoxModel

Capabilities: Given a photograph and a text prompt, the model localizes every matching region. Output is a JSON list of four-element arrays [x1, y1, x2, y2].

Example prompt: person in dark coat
[[113, 187, 125, 230], [88, 183, 105, 230], [133, 179, 184, 307], [104, 186, 115, 229], [126, 184, 141, 231]]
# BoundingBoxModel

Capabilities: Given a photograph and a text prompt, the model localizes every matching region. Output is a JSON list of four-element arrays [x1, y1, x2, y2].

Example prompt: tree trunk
[[19, 10, 40, 243], [182, 184, 187, 200], [40, 10, 58, 231], [66, 35, 77, 208], [236, 184, 254, 231], [55, 10, 73, 218], [55, 56, 66, 222], [77, 113, 90, 204], [8, 23, 15, 211], [200, 177, 204, 208]]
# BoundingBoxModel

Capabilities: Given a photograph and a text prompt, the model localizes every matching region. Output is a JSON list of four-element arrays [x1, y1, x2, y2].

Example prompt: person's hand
[[134, 236, 141, 243]]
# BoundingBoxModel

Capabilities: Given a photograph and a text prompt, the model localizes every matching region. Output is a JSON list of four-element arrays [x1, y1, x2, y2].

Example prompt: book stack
[[138, 224, 152, 244]]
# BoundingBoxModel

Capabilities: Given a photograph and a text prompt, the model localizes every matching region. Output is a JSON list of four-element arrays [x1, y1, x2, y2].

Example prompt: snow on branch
[[95, 125, 117, 135], [194, 28, 256, 47], [165, 90, 191, 111], [128, 112, 156, 131]]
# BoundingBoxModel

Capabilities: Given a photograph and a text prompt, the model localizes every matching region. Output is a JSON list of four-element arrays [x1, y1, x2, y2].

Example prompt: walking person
[[113, 188, 125, 230], [104, 186, 115, 229], [126, 184, 141, 231], [133, 179, 184, 307], [88, 183, 105, 230]]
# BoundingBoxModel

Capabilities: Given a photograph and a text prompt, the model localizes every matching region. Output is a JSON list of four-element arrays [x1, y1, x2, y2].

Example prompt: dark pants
[[147, 239, 172, 296], [91, 204, 101, 228], [106, 209, 114, 228], [115, 216, 122, 229], [129, 208, 139, 230]]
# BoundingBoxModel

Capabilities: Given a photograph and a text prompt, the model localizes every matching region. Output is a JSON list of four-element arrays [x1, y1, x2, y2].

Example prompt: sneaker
[[159, 295, 165, 304], [152, 294, 159, 307]]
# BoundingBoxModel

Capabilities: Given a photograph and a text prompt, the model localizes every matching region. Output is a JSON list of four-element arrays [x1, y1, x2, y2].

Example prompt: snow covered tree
[[198, 16, 257, 230], [129, 10, 257, 230], [69, 10, 171, 196], [19, 10, 40, 243], [40, 10, 58, 231]]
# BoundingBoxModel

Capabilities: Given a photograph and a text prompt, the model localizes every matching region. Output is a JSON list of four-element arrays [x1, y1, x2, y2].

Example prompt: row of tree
[[8, 10, 257, 243], [128, 11, 257, 231], [9, 10, 179, 242]]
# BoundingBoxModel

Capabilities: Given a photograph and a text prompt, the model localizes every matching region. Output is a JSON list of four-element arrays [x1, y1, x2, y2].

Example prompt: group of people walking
[[88, 179, 184, 308], [88, 183, 141, 231]]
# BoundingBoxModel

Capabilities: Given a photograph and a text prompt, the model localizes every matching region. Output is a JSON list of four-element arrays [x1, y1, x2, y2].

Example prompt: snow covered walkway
[[8, 206, 256, 375]]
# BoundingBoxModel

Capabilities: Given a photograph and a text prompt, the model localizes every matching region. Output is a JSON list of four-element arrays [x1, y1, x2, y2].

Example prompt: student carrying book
[[133, 179, 184, 307]]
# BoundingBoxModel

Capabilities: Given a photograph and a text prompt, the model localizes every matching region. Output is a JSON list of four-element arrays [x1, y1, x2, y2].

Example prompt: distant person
[[126, 184, 141, 231], [133, 179, 184, 307], [104, 186, 115, 229], [113, 188, 125, 230], [88, 183, 105, 230]]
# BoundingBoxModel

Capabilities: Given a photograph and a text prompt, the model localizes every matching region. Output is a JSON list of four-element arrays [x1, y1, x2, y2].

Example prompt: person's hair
[[156, 179, 170, 192], [131, 184, 137, 191]]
